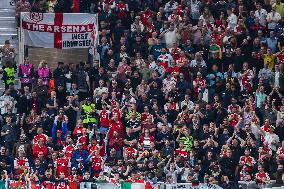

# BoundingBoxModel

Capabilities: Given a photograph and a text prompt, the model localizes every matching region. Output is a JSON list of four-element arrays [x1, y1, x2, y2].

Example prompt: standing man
[[53, 62, 66, 89], [18, 57, 34, 89], [1, 115, 17, 154], [2, 61, 16, 90], [255, 3, 267, 27], [74, 62, 90, 101]]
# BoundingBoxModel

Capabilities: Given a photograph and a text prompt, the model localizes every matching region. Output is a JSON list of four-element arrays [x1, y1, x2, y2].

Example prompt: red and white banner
[[21, 12, 97, 49]]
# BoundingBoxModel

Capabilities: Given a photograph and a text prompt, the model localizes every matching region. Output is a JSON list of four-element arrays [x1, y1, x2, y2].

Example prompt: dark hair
[[79, 61, 85, 67]]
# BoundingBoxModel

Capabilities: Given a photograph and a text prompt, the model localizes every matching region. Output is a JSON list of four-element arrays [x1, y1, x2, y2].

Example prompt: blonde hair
[[38, 60, 46, 68]]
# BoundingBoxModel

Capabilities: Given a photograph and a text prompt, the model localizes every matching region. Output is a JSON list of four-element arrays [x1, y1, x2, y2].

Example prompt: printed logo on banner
[[30, 12, 43, 23]]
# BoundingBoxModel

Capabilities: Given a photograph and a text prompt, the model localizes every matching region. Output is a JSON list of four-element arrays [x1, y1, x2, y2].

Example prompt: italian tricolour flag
[[121, 182, 156, 189]]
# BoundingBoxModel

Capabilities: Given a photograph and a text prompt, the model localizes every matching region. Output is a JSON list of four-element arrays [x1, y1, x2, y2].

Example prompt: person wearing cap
[[51, 116, 68, 144], [52, 130, 65, 147], [74, 62, 90, 101]]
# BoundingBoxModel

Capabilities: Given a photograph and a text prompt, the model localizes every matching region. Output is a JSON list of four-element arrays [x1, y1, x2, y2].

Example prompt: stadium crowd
[[1, 0, 284, 188]]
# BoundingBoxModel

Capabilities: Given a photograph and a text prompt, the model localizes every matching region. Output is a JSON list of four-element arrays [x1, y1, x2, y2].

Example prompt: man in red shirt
[[33, 128, 48, 144], [64, 138, 75, 159], [175, 142, 188, 158], [108, 115, 124, 139], [88, 149, 104, 177], [33, 139, 48, 160], [97, 103, 110, 137], [239, 148, 256, 173], [54, 151, 71, 178], [14, 150, 29, 174], [72, 119, 84, 138], [255, 164, 270, 184]]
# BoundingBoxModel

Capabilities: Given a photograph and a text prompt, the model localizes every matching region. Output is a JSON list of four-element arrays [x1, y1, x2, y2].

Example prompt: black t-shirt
[[53, 68, 66, 88], [56, 90, 67, 108], [124, 133, 136, 143], [64, 102, 78, 131], [239, 130, 256, 141], [156, 131, 173, 143], [126, 119, 141, 138]]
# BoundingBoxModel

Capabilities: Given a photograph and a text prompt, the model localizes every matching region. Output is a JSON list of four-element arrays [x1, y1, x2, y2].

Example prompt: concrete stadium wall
[[27, 48, 88, 71]]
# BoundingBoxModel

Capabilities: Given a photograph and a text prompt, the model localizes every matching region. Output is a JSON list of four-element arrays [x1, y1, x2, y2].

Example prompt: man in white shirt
[[162, 73, 176, 95], [0, 89, 15, 114], [190, 52, 206, 68], [94, 80, 108, 98], [262, 126, 279, 151], [267, 5, 281, 30], [160, 24, 181, 48], [272, 64, 281, 87], [227, 8, 237, 30], [255, 3, 268, 27], [180, 94, 195, 111]]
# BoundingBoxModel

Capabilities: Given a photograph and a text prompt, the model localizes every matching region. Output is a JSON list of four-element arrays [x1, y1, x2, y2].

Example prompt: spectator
[[53, 62, 66, 89], [2, 0, 284, 188]]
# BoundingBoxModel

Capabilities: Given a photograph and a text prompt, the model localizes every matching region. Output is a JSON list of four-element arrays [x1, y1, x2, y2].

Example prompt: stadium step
[[0, 16, 15, 22], [0, 28, 17, 35], [0, 8, 15, 17]]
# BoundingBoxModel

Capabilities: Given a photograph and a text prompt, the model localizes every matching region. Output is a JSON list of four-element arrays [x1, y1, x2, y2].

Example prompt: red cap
[[57, 130, 62, 133]]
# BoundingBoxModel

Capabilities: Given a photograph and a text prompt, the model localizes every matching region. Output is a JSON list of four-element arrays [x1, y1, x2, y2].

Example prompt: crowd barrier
[[80, 182, 284, 189], [80, 182, 223, 189], [6, 181, 284, 189], [238, 181, 284, 189], [14, 182, 223, 189]]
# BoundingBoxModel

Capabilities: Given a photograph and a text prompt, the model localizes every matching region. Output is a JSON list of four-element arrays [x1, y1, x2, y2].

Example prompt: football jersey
[[54, 158, 70, 177]]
